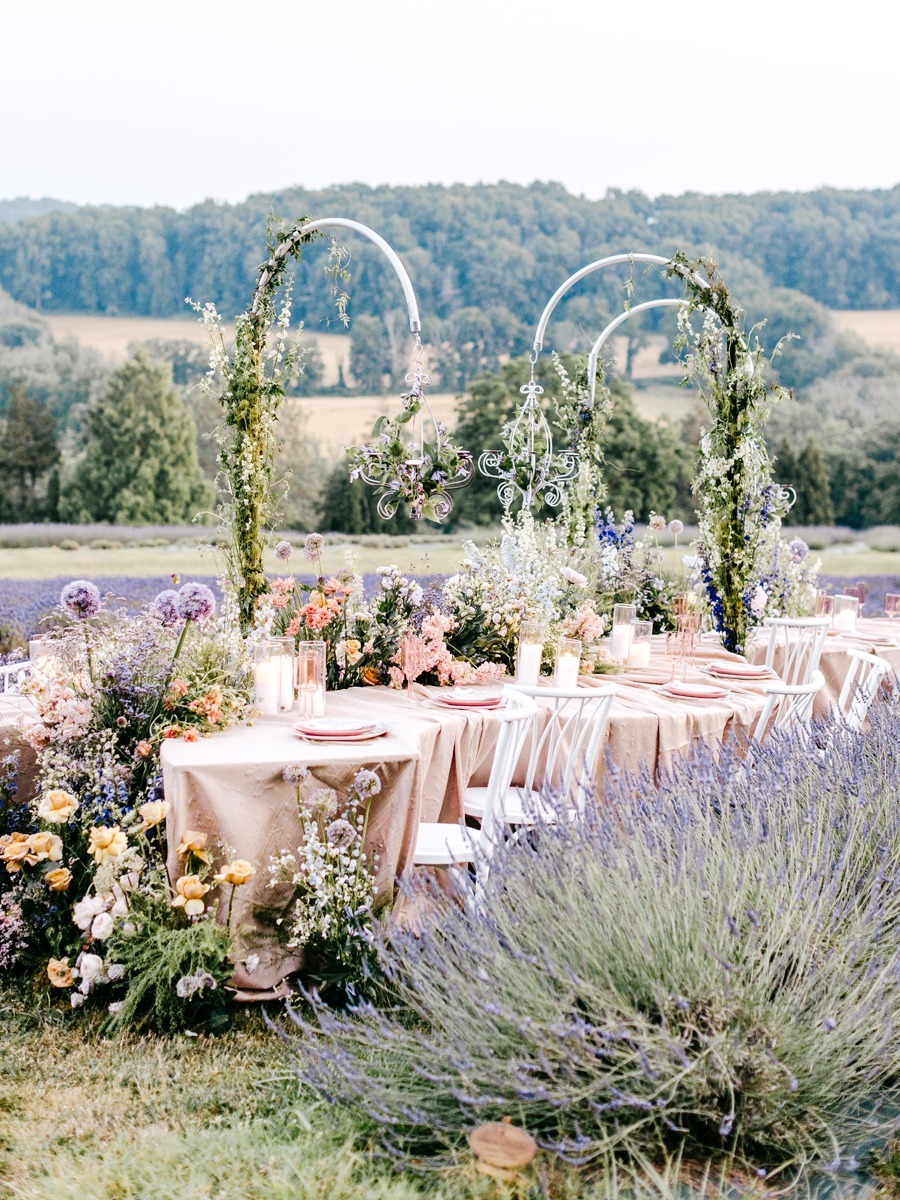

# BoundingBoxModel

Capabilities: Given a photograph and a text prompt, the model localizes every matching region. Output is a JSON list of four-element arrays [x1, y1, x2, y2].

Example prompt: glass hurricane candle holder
[[815, 590, 832, 618], [554, 637, 582, 689], [831, 594, 858, 634], [886, 593, 900, 621], [296, 641, 327, 719], [626, 620, 653, 668], [253, 640, 285, 717], [270, 636, 296, 712], [516, 621, 545, 686], [609, 604, 637, 663]]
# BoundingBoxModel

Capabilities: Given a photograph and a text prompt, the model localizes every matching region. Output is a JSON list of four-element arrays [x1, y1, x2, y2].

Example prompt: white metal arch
[[532, 252, 708, 353], [252, 216, 421, 333]]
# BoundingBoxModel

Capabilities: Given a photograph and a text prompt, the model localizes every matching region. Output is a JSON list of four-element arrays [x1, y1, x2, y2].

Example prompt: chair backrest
[[752, 670, 825, 742], [836, 649, 891, 731], [0, 662, 29, 695], [505, 682, 617, 810], [762, 617, 830, 686], [478, 688, 540, 832]]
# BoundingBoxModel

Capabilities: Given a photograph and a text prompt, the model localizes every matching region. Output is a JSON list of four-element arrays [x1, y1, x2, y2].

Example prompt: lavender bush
[[278, 702, 900, 1178]]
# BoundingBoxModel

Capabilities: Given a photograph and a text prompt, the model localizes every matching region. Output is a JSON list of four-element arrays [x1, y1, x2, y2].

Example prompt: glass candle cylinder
[[815, 590, 832, 618], [626, 620, 653, 668], [516, 621, 545, 687], [270, 636, 296, 711], [253, 640, 283, 717], [554, 637, 582, 689], [296, 641, 327, 719], [831, 594, 858, 633], [609, 604, 637, 663]]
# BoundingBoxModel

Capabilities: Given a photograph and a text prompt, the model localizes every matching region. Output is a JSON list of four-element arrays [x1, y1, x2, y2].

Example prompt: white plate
[[702, 663, 773, 680], [294, 723, 388, 743]]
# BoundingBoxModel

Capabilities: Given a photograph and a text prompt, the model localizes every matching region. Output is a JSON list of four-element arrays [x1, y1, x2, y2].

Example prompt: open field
[[44, 313, 353, 388], [2, 538, 899, 581], [831, 308, 900, 354], [294, 391, 460, 451]]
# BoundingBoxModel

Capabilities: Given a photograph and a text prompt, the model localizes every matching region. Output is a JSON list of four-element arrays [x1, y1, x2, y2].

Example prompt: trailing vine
[[551, 353, 611, 546], [194, 218, 349, 631], [667, 253, 793, 653]]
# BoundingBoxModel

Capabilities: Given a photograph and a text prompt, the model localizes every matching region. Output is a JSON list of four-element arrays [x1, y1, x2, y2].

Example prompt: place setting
[[293, 717, 389, 743]]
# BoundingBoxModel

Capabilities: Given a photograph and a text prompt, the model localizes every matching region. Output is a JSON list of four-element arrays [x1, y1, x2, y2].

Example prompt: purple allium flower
[[350, 768, 382, 802], [790, 538, 809, 563], [668, 520, 684, 536], [283, 763, 310, 785], [303, 533, 325, 563], [150, 589, 181, 628], [275, 540, 294, 562], [60, 579, 101, 620], [326, 818, 356, 849], [176, 582, 216, 624]]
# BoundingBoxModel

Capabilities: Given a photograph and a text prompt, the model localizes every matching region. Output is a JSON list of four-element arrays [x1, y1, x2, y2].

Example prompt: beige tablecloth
[[0, 695, 39, 803]]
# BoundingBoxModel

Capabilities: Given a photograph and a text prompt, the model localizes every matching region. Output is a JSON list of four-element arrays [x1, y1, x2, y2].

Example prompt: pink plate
[[295, 724, 388, 743], [704, 662, 773, 679], [662, 682, 729, 700]]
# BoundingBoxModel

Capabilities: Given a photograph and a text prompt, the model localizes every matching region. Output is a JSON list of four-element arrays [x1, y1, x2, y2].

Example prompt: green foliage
[[792, 440, 834, 524], [349, 313, 393, 391], [0, 383, 60, 520], [60, 353, 210, 524], [105, 892, 234, 1033]]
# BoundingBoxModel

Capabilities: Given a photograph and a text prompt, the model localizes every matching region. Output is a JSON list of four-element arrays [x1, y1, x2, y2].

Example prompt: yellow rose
[[44, 867, 73, 892], [47, 957, 74, 988], [171, 874, 210, 917], [37, 789, 79, 824], [213, 859, 256, 887], [27, 831, 63, 863], [308, 590, 327, 609], [137, 800, 169, 832], [176, 830, 212, 865], [87, 825, 128, 864], [134, 740, 153, 759], [1, 832, 31, 871]]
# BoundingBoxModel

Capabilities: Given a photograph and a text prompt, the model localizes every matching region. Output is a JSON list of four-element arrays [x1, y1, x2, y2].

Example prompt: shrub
[[89, 538, 119, 550], [278, 704, 900, 1179], [58, 539, 80, 551]]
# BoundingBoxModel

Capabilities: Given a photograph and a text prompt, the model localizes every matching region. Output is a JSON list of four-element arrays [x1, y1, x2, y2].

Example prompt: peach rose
[[27, 832, 63, 863], [171, 874, 210, 917], [37, 788, 79, 824], [1, 832, 33, 872], [47, 957, 75, 988], [45, 867, 73, 892], [134, 740, 153, 759], [137, 800, 169, 832], [176, 830, 212, 864], [87, 825, 128, 864], [213, 860, 255, 887]]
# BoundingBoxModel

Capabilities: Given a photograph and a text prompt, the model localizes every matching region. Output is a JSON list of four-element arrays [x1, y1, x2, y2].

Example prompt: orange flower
[[182, 728, 199, 742], [45, 867, 73, 892], [134, 740, 153, 759], [1, 832, 33, 872]]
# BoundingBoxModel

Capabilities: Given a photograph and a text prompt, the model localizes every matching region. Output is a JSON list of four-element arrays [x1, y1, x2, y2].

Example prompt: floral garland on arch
[[193, 218, 350, 633], [668, 253, 818, 653]]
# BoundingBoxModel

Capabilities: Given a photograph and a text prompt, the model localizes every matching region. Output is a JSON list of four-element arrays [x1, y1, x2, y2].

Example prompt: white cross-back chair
[[462, 683, 617, 827], [835, 648, 891, 731], [751, 670, 825, 742], [760, 617, 830, 686], [0, 662, 29, 695], [411, 686, 538, 868]]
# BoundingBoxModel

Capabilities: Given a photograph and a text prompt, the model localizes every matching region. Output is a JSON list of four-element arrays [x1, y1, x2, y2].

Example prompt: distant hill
[[0, 197, 77, 223], [0, 183, 897, 328]]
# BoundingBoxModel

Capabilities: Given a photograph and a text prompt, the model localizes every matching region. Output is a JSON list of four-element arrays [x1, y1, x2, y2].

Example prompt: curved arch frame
[[586, 297, 682, 405], [253, 216, 421, 333]]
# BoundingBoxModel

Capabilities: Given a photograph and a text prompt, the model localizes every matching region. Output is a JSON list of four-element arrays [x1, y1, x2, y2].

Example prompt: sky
[[1, 0, 898, 210]]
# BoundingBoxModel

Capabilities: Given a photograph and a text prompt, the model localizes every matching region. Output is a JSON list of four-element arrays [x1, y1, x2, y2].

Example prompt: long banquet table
[[161, 652, 778, 993]]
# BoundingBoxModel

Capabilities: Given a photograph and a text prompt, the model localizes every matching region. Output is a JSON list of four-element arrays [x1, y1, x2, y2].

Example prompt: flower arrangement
[[268, 765, 385, 1000], [0, 580, 254, 1028], [668, 253, 817, 652], [346, 364, 474, 522], [193, 218, 351, 632]]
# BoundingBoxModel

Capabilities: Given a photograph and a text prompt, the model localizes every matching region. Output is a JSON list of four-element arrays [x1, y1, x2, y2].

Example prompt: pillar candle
[[254, 658, 281, 715], [609, 623, 633, 663], [517, 642, 543, 686], [555, 652, 580, 690]]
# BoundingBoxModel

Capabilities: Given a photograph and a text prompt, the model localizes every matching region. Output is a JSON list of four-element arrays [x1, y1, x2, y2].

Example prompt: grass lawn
[[0, 986, 515, 1200]]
